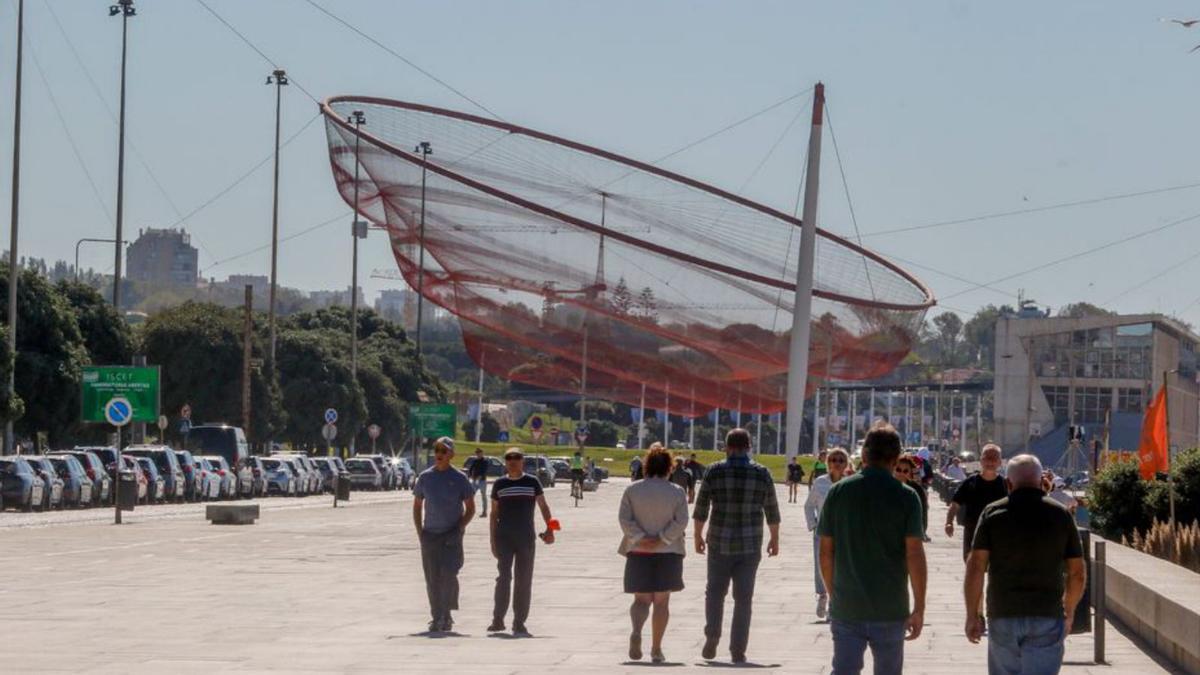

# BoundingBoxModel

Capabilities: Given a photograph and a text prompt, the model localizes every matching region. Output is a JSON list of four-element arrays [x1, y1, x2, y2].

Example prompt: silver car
[[260, 457, 296, 496], [202, 456, 238, 499], [193, 458, 221, 500], [344, 458, 382, 490]]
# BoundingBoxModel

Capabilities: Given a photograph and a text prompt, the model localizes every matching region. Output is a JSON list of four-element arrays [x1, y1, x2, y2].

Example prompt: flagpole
[[1163, 369, 1176, 533]]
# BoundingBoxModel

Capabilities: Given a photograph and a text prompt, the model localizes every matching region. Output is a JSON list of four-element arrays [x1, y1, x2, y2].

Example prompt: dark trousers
[[420, 528, 464, 622], [705, 551, 761, 657], [493, 536, 536, 625]]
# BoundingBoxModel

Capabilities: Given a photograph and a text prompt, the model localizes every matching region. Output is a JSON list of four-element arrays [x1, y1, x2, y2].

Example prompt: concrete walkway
[[0, 478, 1176, 673]]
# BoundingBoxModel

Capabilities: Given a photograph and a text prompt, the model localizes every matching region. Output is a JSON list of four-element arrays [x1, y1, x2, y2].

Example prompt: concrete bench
[[206, 504, 260, 525]]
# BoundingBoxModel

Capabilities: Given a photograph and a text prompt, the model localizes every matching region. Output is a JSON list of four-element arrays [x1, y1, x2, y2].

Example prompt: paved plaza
[[0, 479, 1178, 673]]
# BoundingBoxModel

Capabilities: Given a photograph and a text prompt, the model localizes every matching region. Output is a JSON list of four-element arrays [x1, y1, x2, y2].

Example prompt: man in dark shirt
[[693, 428, 781, 664], [946, 443, 1008, 561], [964, 454, 1085, 674], [488, 447, 555, 636], [818, 423, 926, 675], [466, 448, 490, 517]]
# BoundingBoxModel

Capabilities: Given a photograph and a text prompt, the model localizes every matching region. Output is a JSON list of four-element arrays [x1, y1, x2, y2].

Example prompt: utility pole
[[349, 110, 366, 382], [109, 0, 134, 313], [5, 0, 24, 454], [413, 141, 432, 356], [784, 83, 824, 461], [242, 285, 252, 433], [266, 68, 287, 363]]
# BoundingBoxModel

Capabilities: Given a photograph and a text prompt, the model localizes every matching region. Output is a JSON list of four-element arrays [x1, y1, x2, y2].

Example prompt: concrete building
[[993, 312, 1200, 464], [223, 274, 270, 297], [309, 287, 365, 308], [374, 289, 413, 324], [126, 228, 198, 285]]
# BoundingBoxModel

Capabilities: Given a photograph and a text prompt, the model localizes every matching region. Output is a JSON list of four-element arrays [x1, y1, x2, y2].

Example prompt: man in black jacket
[[466, 448, 490, 517]]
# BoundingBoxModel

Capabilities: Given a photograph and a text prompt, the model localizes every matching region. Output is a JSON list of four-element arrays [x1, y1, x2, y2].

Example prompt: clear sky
[[2, 0, 1200, 324]]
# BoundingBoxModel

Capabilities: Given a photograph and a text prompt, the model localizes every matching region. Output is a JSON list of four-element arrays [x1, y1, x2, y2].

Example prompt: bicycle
[[570, 469, 585, 507]]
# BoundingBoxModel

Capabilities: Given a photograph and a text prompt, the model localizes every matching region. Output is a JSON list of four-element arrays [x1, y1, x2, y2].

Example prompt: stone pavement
[[0, 478, 1177, 673]]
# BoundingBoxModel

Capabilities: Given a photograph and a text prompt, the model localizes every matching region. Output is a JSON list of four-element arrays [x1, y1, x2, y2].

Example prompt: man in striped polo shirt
[[488, 447, 556, 636]]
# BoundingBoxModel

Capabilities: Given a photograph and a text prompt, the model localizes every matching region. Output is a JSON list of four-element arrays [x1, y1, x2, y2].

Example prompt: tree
[[0, 325, 24, 425], [462, 411, 500, 442], [57, 280, 133, 366], [1087, 459, 1151, 540], [931, 311, 964, 367], [962, 304, 1013, 369], [636, 286, 658, 322], [140, 302, 286, 446], [1057, 302, 1115, 319], [0, 264, 88, 444], [275, 328, 366, 448], [611, 277, 633, 315]]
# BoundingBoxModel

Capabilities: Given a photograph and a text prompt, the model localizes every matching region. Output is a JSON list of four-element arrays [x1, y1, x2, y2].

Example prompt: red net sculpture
[[321, 97, 935, 415]]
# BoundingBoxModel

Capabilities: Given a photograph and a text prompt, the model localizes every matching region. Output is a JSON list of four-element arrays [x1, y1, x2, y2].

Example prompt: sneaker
[[816, 594, 828, 620], [651, 648, 665, 664], [629, 633, 643, 661], [512, 623, 530, 637], [731, 652, 747, 664], [428, 620, 441, 633], [440, 617, 454, 633], [487, 621, 506, 632], [701, 636, 718, 660]]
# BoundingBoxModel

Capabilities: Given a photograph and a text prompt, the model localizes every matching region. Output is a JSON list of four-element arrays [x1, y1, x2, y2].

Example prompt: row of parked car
[[463, 454, 610, 489], [0, 444, 419, 512]]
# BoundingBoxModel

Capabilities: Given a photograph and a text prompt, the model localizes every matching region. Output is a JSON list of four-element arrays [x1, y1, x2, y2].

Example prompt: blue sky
[[2, 0, 1200, 323]]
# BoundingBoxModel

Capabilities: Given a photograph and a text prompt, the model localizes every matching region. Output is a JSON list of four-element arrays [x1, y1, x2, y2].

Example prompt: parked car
[[193, 458, 222, 500], [81, 446, 121, 475], [187, 425, 252, 497], [548, 458, 572, 482], [310, 458, 341, 493], [393, 457, 416, 489], [344, 457, 382, 490], [523, 455, 555, 488], [274, 455, 319, 495], [53, 450, 111, 505], [124, 446, 185, 503], [260, 457, 296, 496], [134, 457, 166, 504], [247, 457, 269, 497], [202, 456, 238, 499], [173, 450, 202, 502], [357, 454, 398, 489], [26, 457, 65, 510], [48, 454, 94, 508], [120, 455, 149, 503], [0, 455, 44, 512]]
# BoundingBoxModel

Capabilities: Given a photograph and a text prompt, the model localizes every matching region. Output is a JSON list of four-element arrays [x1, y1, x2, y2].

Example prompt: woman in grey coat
[[618, 444, 690, 663]]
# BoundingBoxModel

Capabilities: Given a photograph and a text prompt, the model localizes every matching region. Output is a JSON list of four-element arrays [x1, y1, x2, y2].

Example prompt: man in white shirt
[[803, 447, 849, 620], [944, 457, 967, 481]]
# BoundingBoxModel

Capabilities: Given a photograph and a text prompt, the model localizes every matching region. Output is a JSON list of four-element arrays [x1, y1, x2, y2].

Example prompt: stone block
[[205, 504, 260, 525]]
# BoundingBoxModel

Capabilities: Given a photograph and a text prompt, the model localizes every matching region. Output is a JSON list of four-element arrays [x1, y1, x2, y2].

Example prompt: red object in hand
[[547, 518, 561, 532]]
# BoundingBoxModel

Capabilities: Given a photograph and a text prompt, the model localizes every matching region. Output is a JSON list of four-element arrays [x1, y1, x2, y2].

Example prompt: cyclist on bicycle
[[570, 451, 587, 497]]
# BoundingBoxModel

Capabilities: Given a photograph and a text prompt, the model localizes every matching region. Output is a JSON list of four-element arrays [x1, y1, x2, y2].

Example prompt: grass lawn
[[453, 439, 815, 483]]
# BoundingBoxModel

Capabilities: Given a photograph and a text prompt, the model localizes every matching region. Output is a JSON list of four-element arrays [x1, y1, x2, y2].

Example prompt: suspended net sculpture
[[322, 97, 935, 415]]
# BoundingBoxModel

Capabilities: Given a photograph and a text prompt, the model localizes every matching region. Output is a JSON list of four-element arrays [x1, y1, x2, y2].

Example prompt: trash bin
[[117, 471, 138, 511], [336, 474, 352, 501]]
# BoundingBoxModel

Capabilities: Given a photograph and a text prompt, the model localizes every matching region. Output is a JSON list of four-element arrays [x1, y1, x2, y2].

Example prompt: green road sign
[[81, 366, 160, 424], [409, 403, 456, 439]]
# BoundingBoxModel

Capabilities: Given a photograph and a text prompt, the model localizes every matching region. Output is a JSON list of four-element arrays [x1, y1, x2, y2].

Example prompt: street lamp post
[[75, 238, 125, 282], [266, 68, 288, 363], [349, 110, 366, 378], [413, 141, 432, 356], [109, 0, 134, 313], [5, 0, 24, 454]]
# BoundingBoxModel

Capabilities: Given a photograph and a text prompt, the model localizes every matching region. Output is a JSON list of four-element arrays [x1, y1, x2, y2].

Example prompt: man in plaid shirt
[[693, 428, 781, 664]]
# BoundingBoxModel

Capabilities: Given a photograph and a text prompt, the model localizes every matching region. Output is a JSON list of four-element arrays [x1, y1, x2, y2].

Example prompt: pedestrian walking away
[[804, 447, 849, 621], [467, 447, 490, 517], [786, 456, 806, 503], [619, 445, 690, 664], [413, 436, 476, 633], [630, 454, 644, 481], [669, 457, 694, 497], [964, 454, 1085, 675], [685, 453, 705, 502], [693, 428, 781, 664], [809, 449, 828, 486], [818, 422, 926, 675], [946, 443, 1008, 561], [488, 447, 556, 637]]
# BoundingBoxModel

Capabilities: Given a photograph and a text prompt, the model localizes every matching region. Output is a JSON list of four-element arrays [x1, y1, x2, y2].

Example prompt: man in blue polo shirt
[[413, 436, 476, 633], [818, 422, 927, 674]]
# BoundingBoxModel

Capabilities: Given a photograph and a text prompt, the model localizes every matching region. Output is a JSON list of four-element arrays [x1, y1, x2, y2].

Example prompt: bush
[[462, 412, 501, 443], [1087, 459, 1151, 540], [585, 418, 621, 447]]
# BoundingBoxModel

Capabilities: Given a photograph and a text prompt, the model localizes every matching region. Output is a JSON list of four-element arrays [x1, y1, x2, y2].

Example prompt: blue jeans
[[472, 478, 487, 514], [988, 617, 1066, 675], [830, 619, 905, 675], [812, 534, 826, 596]]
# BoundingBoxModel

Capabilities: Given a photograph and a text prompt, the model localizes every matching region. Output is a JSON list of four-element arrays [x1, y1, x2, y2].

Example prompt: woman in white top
[[618, 444, 689, 664], [803, 447, 849, 620]]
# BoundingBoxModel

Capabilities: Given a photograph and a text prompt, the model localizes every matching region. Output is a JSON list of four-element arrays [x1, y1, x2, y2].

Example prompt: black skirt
[[623, 553, 685, 593]]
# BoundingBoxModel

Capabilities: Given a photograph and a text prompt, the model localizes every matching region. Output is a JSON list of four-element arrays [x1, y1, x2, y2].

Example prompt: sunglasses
[[505, 457, 523, 462], [827, 458, 847, 465], [895, 467, 912, 475]]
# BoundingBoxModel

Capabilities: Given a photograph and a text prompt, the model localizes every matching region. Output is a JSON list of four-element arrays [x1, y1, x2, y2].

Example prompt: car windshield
[[187, 427, 237, 465], [346, 460, 374, 473], [262, 459, 283, 470], [0, 459, 25, 473]]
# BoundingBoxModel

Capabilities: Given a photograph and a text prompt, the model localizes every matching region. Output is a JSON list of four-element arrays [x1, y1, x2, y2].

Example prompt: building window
[[1118, 388, 1144, 413]]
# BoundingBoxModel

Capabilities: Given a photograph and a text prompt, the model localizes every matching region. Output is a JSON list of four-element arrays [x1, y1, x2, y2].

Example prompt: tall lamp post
[[5, 0, 24, 454], [75, 238, 126, 282], [109, 0, 134, 313], [266, 68, 288, 363], [348, 110, 366, 452], [413, 141, 432, 356]]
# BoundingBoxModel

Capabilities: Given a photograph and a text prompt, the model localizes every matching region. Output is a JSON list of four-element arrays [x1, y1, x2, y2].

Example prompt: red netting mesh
[[321, 97, 934, 415]]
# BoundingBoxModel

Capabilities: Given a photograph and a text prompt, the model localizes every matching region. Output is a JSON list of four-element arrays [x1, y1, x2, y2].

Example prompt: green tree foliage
[[0, 325, 24, 424], [1057, 302, 1115, 319], [1087, 459, 1151, 539], [275, 328, 366, 448], [1144, 448, 1200, 528], [962, 304, 1013, 369], [931, 311, 964, 366], [0, 265, 88, 444], [462, 411, 501, 442], [140, 302, 286, 445], [585, 418, 621, 446], [57, 280, 133, 365]]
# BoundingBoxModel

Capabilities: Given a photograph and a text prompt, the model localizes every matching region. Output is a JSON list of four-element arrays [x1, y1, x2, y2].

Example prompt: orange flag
[[1137, 385, 1169, 480]]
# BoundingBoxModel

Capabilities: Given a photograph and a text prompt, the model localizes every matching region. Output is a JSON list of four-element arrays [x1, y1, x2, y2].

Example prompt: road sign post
[[368, 423, 380, 453], [104, 397, 133, 525]]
